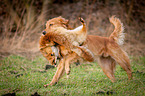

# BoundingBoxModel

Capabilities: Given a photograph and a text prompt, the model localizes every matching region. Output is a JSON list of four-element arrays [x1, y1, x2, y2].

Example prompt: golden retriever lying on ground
[[39, 16, 132, 86]]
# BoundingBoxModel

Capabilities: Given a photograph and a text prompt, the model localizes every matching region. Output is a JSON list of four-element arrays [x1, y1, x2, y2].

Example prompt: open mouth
[[52, 59, 57, 67], [54, 64, 57, 67]]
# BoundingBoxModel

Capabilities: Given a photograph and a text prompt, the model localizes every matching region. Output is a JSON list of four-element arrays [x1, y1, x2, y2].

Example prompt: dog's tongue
[[55, 65, 57, 67]]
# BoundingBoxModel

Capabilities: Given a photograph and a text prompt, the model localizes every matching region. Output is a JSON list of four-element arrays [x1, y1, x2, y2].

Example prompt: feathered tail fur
[[109, 16, 125, 45]]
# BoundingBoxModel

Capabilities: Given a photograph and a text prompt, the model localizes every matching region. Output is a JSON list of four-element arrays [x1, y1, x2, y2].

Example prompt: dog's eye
[[49, 24, 53, 26], [51, 53, 54, 56]]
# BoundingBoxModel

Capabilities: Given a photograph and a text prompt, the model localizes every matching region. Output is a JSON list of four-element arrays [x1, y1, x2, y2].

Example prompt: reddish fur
[[39, 31, 72, 49], [46, 16, 71, 29], [41, 16, 132, 86], [44, 34, 132, 86], [45, 16, 87, 49], [86, 35, 132, 82], [40, 16, 94, 62]]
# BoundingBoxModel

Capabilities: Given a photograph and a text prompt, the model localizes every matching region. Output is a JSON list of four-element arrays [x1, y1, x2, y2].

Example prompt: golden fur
[[39, 16, 132, 86], [39, 16, 94, 64], [45, 16, 87, 48]]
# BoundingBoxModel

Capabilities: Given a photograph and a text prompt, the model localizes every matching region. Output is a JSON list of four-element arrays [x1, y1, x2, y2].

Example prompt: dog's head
[[39, 16, 72, 66], [39, 30, 61, 66], [40, 45, 60, 67], [46, 16, 70, 29]]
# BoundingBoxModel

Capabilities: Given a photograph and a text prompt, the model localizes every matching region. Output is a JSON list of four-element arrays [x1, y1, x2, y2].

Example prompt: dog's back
[[87, 16, 125, 57]]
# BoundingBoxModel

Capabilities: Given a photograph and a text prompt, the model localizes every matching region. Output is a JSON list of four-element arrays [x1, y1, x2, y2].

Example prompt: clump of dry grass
[[0, 0, 144, 58], [0, 0, 51, 57]]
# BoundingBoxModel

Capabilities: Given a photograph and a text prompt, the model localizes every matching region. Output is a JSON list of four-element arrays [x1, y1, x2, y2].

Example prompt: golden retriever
[[39, 17, 94, 66], [39, 16, 132, 86], [42, 16, 94, 60]]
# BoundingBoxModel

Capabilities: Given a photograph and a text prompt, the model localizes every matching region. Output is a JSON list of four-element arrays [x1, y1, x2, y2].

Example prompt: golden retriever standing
[[39, 16, 132, 86]]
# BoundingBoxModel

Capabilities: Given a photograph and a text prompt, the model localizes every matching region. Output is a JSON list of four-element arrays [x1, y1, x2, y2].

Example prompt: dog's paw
[[66, 69, 70, 75], [79, 17, 85, 23], [44, 84, 49, 87], [44, 82, 57, 87]]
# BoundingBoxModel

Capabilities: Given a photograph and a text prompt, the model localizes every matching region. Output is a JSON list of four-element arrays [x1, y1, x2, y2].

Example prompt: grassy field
[[0, 55, 145, 96]]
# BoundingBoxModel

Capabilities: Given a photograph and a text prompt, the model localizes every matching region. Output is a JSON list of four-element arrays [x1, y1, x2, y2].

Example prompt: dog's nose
[[54, 63, 57, 67], [42, 31, 46, 35]]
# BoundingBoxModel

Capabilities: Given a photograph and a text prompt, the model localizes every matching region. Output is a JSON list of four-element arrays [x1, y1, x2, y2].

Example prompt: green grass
[[0, 55, 145, 96]]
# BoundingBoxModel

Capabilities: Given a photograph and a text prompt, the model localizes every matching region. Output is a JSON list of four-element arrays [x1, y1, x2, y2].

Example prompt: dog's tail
[[109, 16, 125, 45]]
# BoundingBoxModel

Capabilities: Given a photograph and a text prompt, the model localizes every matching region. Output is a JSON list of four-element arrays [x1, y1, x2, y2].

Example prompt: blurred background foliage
[[0, 0, 144, 58]]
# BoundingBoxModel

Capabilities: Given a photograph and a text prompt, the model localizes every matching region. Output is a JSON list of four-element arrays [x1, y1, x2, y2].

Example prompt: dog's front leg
[[44, 58, 65, 87], [65, 53, 77, 77]]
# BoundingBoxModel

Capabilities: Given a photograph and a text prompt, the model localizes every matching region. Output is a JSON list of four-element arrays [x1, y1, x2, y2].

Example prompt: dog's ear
[[58, 16, 62, 18], [58, 16, 69, 25], [62, 19, 69, 25]]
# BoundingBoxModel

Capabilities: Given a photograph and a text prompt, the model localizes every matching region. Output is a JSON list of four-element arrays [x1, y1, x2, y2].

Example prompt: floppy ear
[[60, 18, 69, 28], [62, 19, 69, 25], [58, 16, 62, 18], [59, 16, 69, 24]]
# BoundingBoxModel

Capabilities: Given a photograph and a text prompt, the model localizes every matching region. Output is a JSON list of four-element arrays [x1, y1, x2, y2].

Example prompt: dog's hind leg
[[109, 48, 132, 80], [98, 56, 116, 82]]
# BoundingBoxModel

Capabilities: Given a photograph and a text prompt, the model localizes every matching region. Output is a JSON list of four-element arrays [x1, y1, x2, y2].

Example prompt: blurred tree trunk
[[38, 0, 53, 25], [105, 0, 109, 6], [127, 0, 134, 25]]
